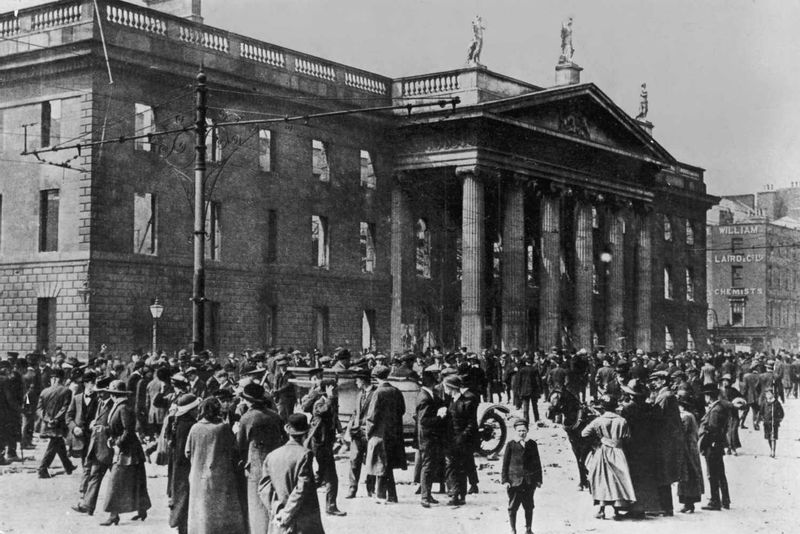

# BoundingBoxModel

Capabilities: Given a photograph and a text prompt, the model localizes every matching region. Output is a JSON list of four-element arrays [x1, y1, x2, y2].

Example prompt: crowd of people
[[0, 343, 794, 533]]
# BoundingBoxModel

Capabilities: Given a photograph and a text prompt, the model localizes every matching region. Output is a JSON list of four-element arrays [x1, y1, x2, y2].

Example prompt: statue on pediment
[[559, 17, 574, 64], [635, 83, 649, 120], [467, 15, 485, 66]]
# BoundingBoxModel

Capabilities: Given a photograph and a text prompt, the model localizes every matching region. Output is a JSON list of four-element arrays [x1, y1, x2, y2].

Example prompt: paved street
[[2, 399, 799, 534]]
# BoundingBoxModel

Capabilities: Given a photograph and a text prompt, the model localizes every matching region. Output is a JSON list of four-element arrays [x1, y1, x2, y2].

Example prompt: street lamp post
[[149, 298, 164, 358]]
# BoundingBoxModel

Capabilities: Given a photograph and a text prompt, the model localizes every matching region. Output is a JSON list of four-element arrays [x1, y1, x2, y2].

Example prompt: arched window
[[415, 218, 431, 278]]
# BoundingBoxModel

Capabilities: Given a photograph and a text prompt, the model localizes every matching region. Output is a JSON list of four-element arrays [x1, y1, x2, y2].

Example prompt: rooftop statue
[[560, 17, 574, 64], [467, 15, 485, 66], [636, 83, 649, 121]]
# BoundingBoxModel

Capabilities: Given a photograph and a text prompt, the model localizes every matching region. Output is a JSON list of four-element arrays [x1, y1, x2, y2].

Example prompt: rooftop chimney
[[143, 0, 202, 23]]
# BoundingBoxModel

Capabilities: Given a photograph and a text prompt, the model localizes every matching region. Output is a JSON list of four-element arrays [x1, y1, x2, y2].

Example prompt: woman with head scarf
[[185, 397, 247, 534], [99, 380, 151, 526]]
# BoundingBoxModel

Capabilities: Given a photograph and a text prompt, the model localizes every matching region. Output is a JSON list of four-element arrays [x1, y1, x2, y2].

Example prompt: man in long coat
[[259, 413, 325, 534], [37, 368, 76, 478], [366, 364, 407, 503], [648, 370, 684, 516], [236, 383, 286, 534], [67, 370, 100, 495]]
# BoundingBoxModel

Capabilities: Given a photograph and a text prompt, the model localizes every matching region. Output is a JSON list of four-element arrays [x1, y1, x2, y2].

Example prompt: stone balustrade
[[31, 2, 81, 30], [0, 15, 20, 37], [106, 4, 166, 35], [1, 0, 391, 98], [400, 73, 460, 97]]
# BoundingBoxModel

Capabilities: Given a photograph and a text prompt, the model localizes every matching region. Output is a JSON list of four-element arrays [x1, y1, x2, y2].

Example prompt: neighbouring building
[[0, 0, 716, 358], [707, 187, 800, 352]]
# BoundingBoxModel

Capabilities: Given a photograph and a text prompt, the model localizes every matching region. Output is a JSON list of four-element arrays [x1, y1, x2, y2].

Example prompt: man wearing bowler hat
[[259, 413, 326, 534]]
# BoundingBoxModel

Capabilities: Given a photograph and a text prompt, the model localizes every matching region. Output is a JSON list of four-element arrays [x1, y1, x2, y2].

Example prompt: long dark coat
[[651, 387, 684, 485], [237, 406, 286, 534], [103, 398, 152, 513], [677, 409, 704, 502], [620, 399, 661, 512], [365, 381, 407, 475], [167, 414, 194, 530], [258, 439, 325, 534], [185, 420, 247, 534]]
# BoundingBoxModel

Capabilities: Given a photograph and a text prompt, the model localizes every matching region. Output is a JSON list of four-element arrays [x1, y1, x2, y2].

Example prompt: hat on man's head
[[82, 370, 98, 383], [241, 382, 266, 403], [621, 379, 648, 397], [285, 413, 310, 436], [648, 370, 669, 381], [308, 367, 324, 378], [352, 368, 371, 380], [719, 373, 733, 382], [95, 376, 113, 390], [443, 375, 462, 390], [334, 347, 351, 360], [274, 355, 289, 366], [701, 383, 720, 397], [106, 380, 130, 396], [176, 394, 201, 417], [171, 372, 189, 386], [374, 353, 387, 361], [371, 365, 391, 380], [512, 417, 529, 430]]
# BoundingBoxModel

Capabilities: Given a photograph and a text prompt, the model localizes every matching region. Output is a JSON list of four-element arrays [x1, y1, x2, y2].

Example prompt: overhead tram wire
[[21, 96, 461, 159]]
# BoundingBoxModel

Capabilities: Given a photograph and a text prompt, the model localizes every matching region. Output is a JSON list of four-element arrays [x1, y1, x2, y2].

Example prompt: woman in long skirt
[[580, 395, 636, 520], [100, 380, 152, 526], [676, 391, 704, 513]]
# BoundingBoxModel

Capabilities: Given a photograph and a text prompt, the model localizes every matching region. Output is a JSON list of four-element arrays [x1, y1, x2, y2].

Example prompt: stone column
[[458, 167, 485, 352], [390, 174, 412, 355], [606, 206, 625, 351], [501, 176, 526, 351], [574, 199, 594, 350], [635, 210, 653, 350], [538, 192, 561, 349]]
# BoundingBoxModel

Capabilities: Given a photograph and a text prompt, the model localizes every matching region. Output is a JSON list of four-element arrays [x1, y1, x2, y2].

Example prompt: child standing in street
[[501, 418, 543, 534], [759, 389, 784, 458]]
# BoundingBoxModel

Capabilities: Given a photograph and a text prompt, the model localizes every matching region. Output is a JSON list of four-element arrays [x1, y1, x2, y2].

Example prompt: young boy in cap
[[759, 388, 784, 458], [501, 418, 542, 534]]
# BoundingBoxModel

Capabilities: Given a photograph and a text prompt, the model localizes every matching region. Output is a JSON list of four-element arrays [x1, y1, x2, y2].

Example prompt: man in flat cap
[[443, 374, 478, 506]]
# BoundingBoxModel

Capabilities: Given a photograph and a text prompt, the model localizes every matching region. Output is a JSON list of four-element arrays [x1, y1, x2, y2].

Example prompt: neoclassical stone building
[[0, 0, 714, 357]]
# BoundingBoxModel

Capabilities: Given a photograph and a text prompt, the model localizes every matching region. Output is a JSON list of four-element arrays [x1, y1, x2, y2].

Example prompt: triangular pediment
[[482, 84, 675, 165]]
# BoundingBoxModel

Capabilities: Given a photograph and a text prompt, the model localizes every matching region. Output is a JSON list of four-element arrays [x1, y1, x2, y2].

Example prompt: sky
[[4, 0, 799, 196]]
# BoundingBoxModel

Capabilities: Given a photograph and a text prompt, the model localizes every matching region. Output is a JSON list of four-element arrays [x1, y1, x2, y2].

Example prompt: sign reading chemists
[[718, 225, 760, 235], [713, 287, 763, 296]]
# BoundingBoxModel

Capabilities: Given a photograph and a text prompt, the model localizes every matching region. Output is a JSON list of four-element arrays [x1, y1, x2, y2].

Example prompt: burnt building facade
[[0, 0, 715, 357]]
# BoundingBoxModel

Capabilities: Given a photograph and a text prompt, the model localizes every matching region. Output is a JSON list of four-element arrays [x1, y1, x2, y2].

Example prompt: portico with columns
[[388, 66, 715, 355]]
